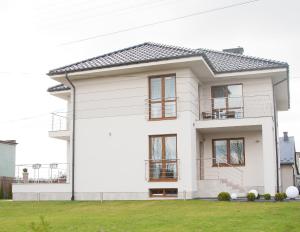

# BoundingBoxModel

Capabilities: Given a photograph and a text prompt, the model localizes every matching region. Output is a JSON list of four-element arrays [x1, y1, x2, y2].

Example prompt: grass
[[0, 200, 300, 232]]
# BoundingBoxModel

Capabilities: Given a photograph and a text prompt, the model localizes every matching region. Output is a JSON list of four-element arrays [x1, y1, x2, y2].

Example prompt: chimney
[[283, 132, 289, 141], [222, 47, 244, 55]]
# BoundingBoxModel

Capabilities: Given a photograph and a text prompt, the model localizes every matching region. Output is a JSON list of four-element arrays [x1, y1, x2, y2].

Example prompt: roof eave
[[47, 54, 204, 76]]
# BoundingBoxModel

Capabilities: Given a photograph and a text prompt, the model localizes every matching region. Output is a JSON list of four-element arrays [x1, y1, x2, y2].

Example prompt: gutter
[[272, 76, 289, 193], [65, 72, 76, 201]]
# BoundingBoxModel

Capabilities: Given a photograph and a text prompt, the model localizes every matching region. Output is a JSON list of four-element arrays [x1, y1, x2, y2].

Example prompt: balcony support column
[[261, 118, 277, 195]]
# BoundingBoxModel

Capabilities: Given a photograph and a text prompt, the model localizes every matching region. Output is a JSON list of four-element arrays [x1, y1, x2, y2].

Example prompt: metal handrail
[[197, 157, 244, 186], [200, 95, 271, 100], [145, 159, 179, 181], [14, 163, 70, 184], [50, 112, 69, 131], [199, 95, 272, 120]]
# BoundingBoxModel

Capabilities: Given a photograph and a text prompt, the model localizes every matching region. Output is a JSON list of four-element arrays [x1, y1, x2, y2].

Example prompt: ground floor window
[[212, 138, 245, 166], [149, 188, 178, 197], [149, 134, 177, 181]]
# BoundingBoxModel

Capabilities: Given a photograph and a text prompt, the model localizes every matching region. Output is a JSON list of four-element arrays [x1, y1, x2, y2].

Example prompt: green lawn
[[0, 200, 299, 232]]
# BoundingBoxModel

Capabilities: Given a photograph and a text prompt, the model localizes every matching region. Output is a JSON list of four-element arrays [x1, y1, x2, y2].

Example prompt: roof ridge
[[196, 47, 288, 65], [146, 42, 197, 54]]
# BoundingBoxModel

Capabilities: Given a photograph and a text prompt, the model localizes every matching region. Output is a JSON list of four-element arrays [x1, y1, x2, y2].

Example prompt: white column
[[261, 118, 277, 195]]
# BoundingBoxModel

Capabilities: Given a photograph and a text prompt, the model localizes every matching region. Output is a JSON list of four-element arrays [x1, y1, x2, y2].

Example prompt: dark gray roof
[[0, 140, 17, 145], [279, 136, 296, 164], [47, 84, 70, 92], [48, 42, 288, 76], [196, 48, 288, 73]]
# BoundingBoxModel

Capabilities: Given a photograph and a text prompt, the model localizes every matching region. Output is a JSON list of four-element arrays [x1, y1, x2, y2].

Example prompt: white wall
[[71, 68, 198, 199], [13, 183, 71, 201]]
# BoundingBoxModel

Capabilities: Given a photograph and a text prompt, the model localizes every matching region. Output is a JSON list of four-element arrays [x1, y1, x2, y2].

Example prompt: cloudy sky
[[0, 0, 299, 165]]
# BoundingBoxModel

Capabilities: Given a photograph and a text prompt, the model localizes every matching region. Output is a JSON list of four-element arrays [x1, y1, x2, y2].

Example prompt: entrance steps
[[197, 179, 246, 198]]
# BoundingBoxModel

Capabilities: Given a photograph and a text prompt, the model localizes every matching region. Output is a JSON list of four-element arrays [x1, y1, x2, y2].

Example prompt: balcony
[[14, 163, 70, 184], [48, 112, 71, 140], [145, 159, 179, 181], [199, 95, 272, 120]]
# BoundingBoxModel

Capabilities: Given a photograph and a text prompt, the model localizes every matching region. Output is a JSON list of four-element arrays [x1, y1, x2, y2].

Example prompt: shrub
[[256, 193, 260, 200], [275, 192, 285, 201], [247, 192, 256, 201], [282, 192, 287, 199], [217, 192, 231, 201], [263, 193, 271, 200]]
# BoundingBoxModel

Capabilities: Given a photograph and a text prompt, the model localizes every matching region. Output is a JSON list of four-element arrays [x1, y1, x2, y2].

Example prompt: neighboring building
[[13, 42, 290, 200], [0, 140, 17, 177], [279, 132, 298, 191], [296, 152, 300, 174], [296, 152, 300, 187], [0, 140, 17, 199]]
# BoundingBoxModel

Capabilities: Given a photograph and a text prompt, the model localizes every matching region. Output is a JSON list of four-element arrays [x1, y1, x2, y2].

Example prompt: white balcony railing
[[50, 112, 69, 131], [199, 95, 272, 120], [14, 163, 70, 184]]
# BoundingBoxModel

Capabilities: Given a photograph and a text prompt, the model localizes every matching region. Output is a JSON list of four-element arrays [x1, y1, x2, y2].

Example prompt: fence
[[0, 176, 13, 199], [14, 163, 70, 184]]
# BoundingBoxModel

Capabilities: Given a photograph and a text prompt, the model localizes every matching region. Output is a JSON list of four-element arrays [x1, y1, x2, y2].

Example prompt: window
[[211, 84, 243, 119], [149, 188, 178, 198], [212, 138, 245, 166], [149, 75, 176, 120], [149, 135, 177, 181]]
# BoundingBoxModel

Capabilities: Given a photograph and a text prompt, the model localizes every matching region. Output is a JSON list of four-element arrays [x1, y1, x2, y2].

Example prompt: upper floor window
[[211, 84, 243, 119], [149, 74, 176, 120]]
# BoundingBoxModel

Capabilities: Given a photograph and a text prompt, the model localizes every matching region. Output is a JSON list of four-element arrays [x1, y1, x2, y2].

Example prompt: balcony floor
[[195, 117, 274, 132], [48, 130, 71, 140]]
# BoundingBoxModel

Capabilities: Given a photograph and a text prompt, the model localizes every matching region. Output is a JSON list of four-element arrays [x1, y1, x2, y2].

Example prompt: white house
[[13, 42, 290, 200]]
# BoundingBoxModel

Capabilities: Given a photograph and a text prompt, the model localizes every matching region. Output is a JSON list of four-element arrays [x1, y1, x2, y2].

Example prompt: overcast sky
[[0, 0, 299, 165]]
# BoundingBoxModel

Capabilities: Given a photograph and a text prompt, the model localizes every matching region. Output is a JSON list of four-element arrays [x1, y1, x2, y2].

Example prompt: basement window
[[149, 188, 178, 198]]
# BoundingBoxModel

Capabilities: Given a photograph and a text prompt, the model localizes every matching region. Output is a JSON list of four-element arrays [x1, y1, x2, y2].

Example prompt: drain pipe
[[272, 77, 288, 193], [65, 72, 76, 201]]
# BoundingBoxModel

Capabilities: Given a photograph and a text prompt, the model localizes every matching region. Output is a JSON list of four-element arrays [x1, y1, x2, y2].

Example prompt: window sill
[[149, 179, 178, 182], [148, 117, 177, 121], [212, 164, 245, 167]]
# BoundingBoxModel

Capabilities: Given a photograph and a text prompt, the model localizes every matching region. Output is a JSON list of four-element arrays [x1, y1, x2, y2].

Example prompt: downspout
[[272, 76, 289, 193], [65, 72, 76, 201]]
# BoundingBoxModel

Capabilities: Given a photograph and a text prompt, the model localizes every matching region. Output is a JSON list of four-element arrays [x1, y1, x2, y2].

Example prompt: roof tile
[[48, 42, 288, 76]]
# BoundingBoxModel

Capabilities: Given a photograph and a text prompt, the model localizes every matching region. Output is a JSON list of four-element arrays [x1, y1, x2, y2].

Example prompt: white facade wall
[[71, 68, 198, 199], [13, 66, 281, 200], [13, 184, 71, 201]]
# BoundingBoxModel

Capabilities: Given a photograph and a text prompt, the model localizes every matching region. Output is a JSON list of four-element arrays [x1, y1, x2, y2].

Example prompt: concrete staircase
[[197, 179, 246, 198]]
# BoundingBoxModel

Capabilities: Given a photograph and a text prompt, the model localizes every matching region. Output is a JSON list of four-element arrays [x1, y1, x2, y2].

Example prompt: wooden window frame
[[149, 134, 178, 182], [148, 74, 177, 120], [212, 138, 245, 167], [211, 84, 244, 119], [149, 188, 178, 198]]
